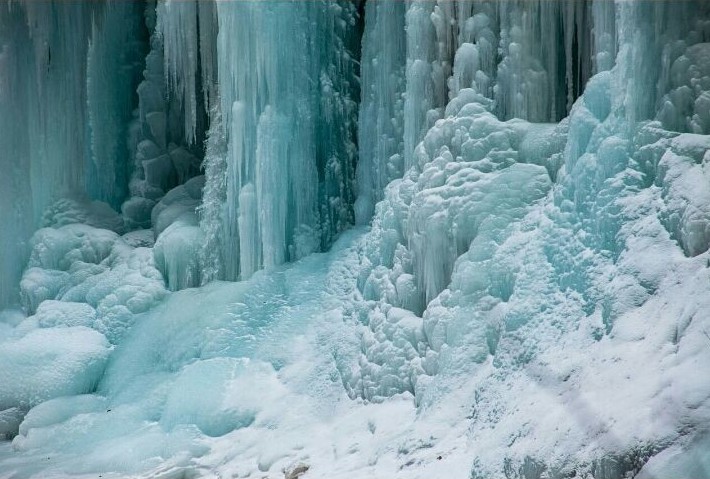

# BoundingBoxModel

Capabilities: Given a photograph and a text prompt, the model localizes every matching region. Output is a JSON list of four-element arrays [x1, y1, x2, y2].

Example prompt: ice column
[[354, 0, 407, 224], [204, 1, 360, 281]]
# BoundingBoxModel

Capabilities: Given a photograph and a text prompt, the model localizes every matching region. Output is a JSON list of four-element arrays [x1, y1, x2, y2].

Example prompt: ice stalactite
[[197, 1, 219, 115], [158, 0, 199, 145], [157, 0, 217, 146], [202, 0, 361, 282]]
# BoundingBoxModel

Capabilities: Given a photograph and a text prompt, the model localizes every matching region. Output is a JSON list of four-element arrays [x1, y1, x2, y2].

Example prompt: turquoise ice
[[1, 1, 710, 478]]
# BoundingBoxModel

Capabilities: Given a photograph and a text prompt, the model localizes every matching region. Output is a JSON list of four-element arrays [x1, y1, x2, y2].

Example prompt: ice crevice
[[1, 1, 710, 479]]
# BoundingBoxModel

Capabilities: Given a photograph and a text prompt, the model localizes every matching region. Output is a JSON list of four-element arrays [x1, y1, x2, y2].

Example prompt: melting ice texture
[[1, 1, 710, 478]]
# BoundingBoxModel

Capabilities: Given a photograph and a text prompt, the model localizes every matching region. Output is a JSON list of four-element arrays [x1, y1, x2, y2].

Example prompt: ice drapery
[[0, 2, 144, 309], [199, 0, 360, 282]]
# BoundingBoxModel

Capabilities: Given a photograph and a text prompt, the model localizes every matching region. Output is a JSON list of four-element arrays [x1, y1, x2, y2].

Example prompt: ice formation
[[1, 0, 710, 478], [200, 0, 360, 282]]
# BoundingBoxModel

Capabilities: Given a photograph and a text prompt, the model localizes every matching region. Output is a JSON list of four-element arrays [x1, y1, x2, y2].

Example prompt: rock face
[[284, 464, 309, 479]]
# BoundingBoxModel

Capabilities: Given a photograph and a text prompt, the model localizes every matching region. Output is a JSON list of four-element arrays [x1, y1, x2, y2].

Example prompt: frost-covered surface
[[2, 1, 710, 478]]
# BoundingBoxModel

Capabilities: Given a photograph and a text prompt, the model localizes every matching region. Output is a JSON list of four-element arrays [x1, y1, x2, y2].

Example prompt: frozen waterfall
[[1, 1, 710, 478]]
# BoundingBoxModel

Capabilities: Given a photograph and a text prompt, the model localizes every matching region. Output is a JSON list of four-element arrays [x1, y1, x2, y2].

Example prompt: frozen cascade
[[202, 0, 361, 281], [355, 0, 611, 224], [348, 0, 710, 476], [0, 2, 145, 309], [350, 2, 708, 395], [1, 1, 710, 479]]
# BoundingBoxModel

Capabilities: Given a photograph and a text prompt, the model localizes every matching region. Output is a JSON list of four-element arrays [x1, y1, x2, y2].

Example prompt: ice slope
[[0, 230, 428, 479]]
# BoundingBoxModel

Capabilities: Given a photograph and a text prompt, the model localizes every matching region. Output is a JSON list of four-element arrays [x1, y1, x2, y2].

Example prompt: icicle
[[157, 0, 199, 144], [87, 2, 145, 209], [354, 0, 407, 224], [197, 0, 218, 113]]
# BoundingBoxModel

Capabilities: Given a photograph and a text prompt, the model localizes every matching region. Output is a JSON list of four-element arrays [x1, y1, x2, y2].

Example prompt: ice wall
[[200, 0, 361, 282], [0, 1, 145, 308]]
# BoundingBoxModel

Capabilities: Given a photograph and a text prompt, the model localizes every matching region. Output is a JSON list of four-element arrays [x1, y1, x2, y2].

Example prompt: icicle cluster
[[157, 0, 218, 145], [0, 1, 144, 308], [201, 0, 361, 281], [355, 0, 616, 221]]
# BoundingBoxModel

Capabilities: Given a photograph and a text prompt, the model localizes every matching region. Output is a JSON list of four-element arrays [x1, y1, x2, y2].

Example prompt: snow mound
[[0, 328, 111, 412]]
